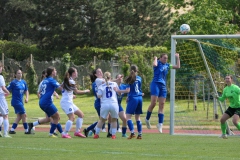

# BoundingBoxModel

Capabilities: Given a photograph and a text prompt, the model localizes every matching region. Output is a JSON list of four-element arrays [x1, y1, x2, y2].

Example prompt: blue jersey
[[117, 84, 127, 105], [39, 77, 60, 106], [152, 60, 172, 85], [126, 76, 143, 97], [7, 79, 28, 106], [92, 82, 100, 108]]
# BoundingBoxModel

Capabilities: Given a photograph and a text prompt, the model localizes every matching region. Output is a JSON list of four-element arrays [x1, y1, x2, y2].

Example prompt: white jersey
[[95, 78, 105, 88], [61, 78, 76, 102], [97, 81, 118, 105], [0, 75, 6, 99]]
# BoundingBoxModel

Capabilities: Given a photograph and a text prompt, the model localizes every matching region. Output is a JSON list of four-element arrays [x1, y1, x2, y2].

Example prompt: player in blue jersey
[[34, 66, 65, 138], [83, 68, 107, 137], [114, 73, 128, 137], [145, 53, 180, 133], [115, 65, 143, 139], [0, 62, 11, 138], [7, 69, 29, 134], [60, 67, 90, 138]]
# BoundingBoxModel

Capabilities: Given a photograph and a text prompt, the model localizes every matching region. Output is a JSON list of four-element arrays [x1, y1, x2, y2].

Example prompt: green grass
[[2, 94, 239, 160], [0, 132, 239, 160]]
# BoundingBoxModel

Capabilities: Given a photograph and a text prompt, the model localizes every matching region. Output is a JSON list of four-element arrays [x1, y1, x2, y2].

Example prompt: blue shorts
[[13, 105, 25, 114], [119, 105, 124, 112], [126, 96, 143, 115], [40, 103, 58, 117], [95, 105, 101, 117], [150, 81, 167, 98]]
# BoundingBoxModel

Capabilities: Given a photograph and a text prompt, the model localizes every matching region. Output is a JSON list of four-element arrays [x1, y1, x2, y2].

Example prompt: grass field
[[1, 94, 239, 160]]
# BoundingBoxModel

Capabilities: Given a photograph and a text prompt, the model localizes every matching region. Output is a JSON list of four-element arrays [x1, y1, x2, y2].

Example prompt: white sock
[[96, 127, 101, 134], [0, 116, 3, 126], [76, 118, 83, 132], [111, 128, 117, 136], [3, 119, 9, 135], [64, 120, 73, 134], [33, 121, 40, 126]]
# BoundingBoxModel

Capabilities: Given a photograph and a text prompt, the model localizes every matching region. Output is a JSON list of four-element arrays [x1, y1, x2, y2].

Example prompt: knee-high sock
[[136, 120, 142, 135], [158, 113, 164, 124], [221, 123, 227, 134], [76, 118, 83, 132], [127, 120, 134, 133], [146, 111, 152, 120], [3, 119, 9, 135], [64, 120, 73, 133]]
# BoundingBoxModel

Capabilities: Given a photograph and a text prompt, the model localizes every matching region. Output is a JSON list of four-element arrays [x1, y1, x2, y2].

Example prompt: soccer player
[[217, 75, 240, 139], [115, 65, 143, 139], [28, 70, 59, 135], [114, 74, 128, 137], [0, 62, 11, 138], [7, 69, 29, 134], [33, 66, 64, 138], [93, 72, 119, 139], [145, 53, 180, 133], [83, 68, 107, 137], [60, 67, 90, 138]]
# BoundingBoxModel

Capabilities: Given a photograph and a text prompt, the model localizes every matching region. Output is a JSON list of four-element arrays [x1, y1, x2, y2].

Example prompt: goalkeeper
[[218, 75, 240, 139]]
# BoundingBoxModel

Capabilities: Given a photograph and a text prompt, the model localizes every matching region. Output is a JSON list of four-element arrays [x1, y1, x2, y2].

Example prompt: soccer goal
[[170, 35, 240, 135]]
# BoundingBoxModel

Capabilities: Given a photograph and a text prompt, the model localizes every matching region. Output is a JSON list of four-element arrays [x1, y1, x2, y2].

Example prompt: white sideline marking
[[0, 145, 227, 159]]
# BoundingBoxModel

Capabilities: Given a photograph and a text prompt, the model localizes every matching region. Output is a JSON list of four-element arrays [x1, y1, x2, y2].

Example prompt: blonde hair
[[104, 72, 111, 87]]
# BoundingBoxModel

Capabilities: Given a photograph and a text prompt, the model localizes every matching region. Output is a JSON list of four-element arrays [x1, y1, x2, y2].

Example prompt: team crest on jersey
[[69, 108, 72, 111]]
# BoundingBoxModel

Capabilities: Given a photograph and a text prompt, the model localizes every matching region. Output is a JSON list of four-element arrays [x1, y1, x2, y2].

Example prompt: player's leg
[[157, 97, 166, 133], [145, 82, 159, 129], [118, 110, 127, 137], [219, 112, 231, 139], [9, 113, 21, 134], [74, 108, 86, 138]]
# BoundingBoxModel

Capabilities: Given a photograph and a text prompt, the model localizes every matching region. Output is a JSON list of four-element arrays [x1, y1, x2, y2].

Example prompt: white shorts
[[0, 98, 9, 115], [100, 103, 119, 119], [60, 101, 79, 115]]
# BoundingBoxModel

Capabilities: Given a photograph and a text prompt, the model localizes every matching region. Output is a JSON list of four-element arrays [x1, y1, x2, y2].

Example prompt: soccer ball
[[180, 24, 190, 34]]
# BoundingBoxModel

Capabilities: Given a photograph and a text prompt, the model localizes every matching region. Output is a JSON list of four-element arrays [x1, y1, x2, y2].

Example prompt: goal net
[[170, 35, 240, 135]]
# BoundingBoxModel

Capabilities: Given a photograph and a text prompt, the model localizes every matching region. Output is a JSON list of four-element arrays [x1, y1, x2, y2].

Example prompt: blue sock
[[102, 123, 105, 130], [108, 123, 111, 133], [56, 123, 63, 133], [127, 120, 134, 133], [122, 127, 127, 134], [23, 123, 28, 130], [50, 123, 57, 134], [12, 123, 18, 129], [146, 111, 152, 120], [136, 121, 142, 135], [0, 126, 1, 131], [87, 121, 98, 131], [158, 113, 164, 123]]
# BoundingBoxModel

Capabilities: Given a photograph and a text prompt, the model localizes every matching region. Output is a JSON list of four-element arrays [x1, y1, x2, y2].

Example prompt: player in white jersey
[[60, 67, 90, 138], [93, 72, 119, 139], [0, 62, 11, 138]]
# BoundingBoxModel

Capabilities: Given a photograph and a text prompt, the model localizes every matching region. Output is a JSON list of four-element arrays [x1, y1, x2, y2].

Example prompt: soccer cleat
[[93, 134, 99, 139], [117, 128, 122, 133], [24, 132, 32, 134], [122, 134, 128, 137], [219, 134, 228, 139], [62, 134, 71, 138], [145, 119, 151, 129], [127, 133, 136, 139], [3, 134, 12, 138], [53, 132, 58, 136], [88, 130, 93, 137], [137, 135, 142, 139], [112, 135, 116, 139], [83, 128, 89, 137], [74, 132, 86, 138], [9, 130, 16, 134], [107, 133, 112, 138], [49, 134, 58, 138], [27, 123, 34, 134], [0, 132, 2, 137], [102, 128, 106, 132], [156, 124, 163, 133]]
